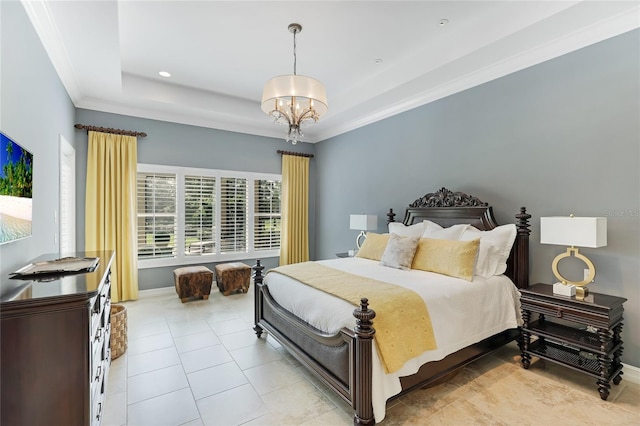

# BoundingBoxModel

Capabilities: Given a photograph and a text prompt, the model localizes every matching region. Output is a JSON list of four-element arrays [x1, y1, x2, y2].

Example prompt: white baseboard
[[138, 286, 174, 297], [623, 363, 640, 385]]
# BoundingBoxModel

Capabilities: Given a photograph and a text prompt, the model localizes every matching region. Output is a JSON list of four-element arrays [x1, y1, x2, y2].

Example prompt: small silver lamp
[[349, 214, 378, 249]]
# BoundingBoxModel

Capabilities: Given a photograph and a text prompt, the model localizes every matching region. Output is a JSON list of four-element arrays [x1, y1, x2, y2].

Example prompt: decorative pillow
[[355, 233, 390, 261], [379, 233, 420, 270], [422, 221, 469, 240], [388, 221, 424, 238], [411, 238, 480, 281], [460, 224, 516, 277]]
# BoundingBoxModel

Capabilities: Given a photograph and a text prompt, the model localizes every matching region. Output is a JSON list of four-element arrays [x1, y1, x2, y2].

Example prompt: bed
[[252, 188, 531, 424]]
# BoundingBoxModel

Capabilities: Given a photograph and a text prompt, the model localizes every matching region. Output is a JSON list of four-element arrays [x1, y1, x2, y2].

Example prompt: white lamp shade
[[261, 75, 328, 116], [540, 216, 607, 248], [350, 214, 378, 231]]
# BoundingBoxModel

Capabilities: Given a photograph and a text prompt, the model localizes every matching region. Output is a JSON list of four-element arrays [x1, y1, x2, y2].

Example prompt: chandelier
[[261, 23, 328, 144]]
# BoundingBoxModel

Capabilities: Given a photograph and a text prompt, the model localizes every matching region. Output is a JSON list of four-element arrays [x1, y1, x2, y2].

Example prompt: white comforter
[[264, 257, 522, 422]]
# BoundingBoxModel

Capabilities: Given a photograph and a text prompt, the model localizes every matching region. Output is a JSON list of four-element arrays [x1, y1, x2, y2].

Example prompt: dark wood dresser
[[1, 251, 114, 426]]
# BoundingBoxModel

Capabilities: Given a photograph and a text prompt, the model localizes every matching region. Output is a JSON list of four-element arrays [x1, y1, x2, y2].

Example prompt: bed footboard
[[252, 260, 376, 425]]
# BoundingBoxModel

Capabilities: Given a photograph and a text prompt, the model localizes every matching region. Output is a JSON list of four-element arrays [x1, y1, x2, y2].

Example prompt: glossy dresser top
[[1, 251, 114, 304]]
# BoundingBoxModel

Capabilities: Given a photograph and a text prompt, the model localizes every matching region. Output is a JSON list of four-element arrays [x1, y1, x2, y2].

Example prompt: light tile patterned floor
[[103, 285, 640, 426]]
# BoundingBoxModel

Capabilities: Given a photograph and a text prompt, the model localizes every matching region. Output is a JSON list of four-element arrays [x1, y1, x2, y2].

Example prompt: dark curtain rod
[[277, 150, 314, 158], [74, 124, 147, 138]]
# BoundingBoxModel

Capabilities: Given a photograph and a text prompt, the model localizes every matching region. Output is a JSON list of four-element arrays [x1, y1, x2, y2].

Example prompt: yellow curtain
[[280, 155, 309, 265], [85, 131, 138, 302]]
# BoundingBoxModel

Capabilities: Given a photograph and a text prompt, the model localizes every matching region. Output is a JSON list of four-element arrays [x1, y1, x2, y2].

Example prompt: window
[[137, 170, 177, 259], [136, 164, 280, 268], [254, 179, 281, 250], [220, 177, 248, 253], [184, 175, 215, 255]]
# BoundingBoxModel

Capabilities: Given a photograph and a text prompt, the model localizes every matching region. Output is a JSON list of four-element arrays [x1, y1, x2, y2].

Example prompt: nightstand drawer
[[520, 299, 613, 329]]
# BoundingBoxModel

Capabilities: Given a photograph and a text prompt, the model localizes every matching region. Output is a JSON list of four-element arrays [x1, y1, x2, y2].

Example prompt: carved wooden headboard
[[387, 188, 531, 289]]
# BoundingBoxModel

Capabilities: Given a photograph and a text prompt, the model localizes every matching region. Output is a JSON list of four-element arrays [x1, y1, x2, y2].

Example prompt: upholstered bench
[[215, 262, 251, 296], [173, 266, 213, 303]]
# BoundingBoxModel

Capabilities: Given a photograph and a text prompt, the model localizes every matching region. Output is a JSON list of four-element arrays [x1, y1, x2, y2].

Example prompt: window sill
[[137, 250, 280, 269]]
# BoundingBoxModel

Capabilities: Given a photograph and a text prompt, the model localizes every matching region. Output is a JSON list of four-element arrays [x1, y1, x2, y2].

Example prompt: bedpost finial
[[252, 259, 265, 283], [354, 298, 376, 335], [516, 207, 531, 234], [387, 209, 396, 224]]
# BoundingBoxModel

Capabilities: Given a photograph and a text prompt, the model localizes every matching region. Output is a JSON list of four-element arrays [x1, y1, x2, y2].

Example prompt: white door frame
[[59, 134, 76, 255]]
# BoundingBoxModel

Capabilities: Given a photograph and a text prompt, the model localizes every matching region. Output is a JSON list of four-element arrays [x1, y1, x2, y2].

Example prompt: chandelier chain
[[292, 28, 297, 75]]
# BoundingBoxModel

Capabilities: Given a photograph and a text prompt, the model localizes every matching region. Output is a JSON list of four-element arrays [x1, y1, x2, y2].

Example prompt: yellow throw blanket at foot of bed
[[268, 262, 437, 374]]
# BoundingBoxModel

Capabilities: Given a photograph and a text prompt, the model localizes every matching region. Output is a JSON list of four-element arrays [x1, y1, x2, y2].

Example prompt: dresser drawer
[[91, 342, 104, 386], [91, 390, 105, 426], [90, 323, 108, 382]]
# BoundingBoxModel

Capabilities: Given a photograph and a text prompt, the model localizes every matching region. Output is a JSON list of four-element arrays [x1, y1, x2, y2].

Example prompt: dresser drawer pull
[[95, 365, 102, 381], [95, 402, 102, 421], [556, 308, 563, 318]]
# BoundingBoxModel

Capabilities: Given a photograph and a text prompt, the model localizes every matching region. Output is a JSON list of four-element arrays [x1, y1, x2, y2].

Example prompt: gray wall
[[315, 30, 640, 368], [74, 109, 316, 290], [0, 2, 76, 295]]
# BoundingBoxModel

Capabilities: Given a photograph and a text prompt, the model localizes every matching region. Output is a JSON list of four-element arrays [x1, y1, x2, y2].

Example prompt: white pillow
[[422, 220, 469, 240], [388, 221, 424, 238], [473, 240, 502, 279], [460, 224, 516, 277]]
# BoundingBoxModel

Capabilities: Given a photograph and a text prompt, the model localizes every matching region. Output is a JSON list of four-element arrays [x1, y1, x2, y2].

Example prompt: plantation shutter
[[254, 179, 281, 250], [184, 175, 216, 255], [219, 177, 248, 253], [136, 172, 177, 258]]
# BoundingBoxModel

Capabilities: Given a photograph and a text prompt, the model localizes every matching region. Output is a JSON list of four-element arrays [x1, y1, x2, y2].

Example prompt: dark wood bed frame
[[253, 188, 531, 424]]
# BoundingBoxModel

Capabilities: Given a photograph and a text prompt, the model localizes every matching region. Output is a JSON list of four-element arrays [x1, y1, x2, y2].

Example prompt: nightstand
[[520, 283, 626, 400]]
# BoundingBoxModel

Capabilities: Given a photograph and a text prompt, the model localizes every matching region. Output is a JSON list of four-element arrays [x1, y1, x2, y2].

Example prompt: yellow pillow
[[355, 233, 390, 261], [411, 238, 480, 281]]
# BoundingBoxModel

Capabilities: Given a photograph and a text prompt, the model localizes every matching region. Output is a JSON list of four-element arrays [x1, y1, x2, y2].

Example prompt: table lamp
[[540, 215, 607, 298], [350, 214, 378, 249]]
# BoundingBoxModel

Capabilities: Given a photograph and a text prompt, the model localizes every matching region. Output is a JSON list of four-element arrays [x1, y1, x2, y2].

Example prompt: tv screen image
[[0, 132, 33, 244]]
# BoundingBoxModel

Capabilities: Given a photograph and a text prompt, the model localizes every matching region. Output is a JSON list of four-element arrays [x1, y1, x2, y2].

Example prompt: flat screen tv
[[0, 132, 33, 244]]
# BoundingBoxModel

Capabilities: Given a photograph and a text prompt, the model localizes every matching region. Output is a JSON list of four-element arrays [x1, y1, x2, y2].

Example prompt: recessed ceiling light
[[159, 71, 171, 78], [374, 59, 383, 64], [439, 19, 449, 27]]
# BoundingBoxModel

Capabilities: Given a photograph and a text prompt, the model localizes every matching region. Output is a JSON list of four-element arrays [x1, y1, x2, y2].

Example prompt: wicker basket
[[110, 304, 128, 359]]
